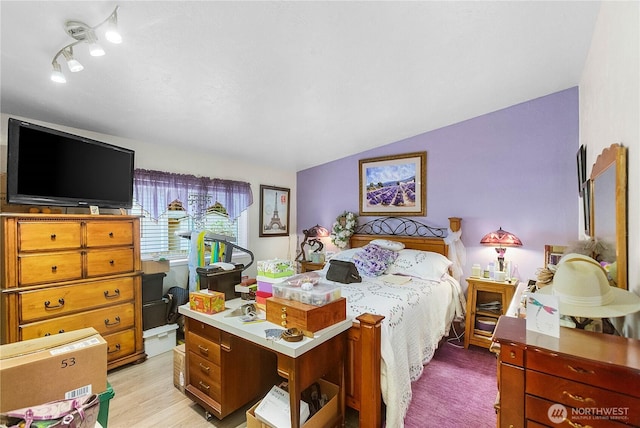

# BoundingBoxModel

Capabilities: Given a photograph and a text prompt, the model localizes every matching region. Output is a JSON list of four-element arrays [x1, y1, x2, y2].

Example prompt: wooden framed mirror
[[589, 143, 627, 289]]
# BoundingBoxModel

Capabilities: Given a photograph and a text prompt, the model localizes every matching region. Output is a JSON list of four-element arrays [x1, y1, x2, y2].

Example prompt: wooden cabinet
[[1, 213, 146, 370], [184, 316, 279, 420], [493, 316, 640, 428], [464, 277, 515, 349]]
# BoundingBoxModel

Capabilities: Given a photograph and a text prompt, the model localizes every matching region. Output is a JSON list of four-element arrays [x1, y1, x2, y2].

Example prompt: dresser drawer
[[526, 370, 640, 426], [186, 330, 221, 366], [86, 248, 135, 277], [17, 221, 81, 251], [19, 252, 83, 285], [20, 302, 135, 340], [104, 328, 136, 362], [500, 341, 524, 367], [19, 277, 135, 322], [86, 221, 134, 248], [526, 395, 628, 428], [527, 348, 640, 397], [188, 351, 222, 402], [187, 317, 221, 343]]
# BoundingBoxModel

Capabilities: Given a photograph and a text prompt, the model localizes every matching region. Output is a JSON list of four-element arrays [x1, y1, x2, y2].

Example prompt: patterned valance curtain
[[133, 169, 253, 221]]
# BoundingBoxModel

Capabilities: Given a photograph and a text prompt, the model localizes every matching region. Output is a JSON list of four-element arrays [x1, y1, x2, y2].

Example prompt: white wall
[[0, 113, 298, 283], [579, 1, 640, 337]]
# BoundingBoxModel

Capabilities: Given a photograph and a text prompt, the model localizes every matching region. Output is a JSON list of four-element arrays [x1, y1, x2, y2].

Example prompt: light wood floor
[[107, 351, 250, 428]]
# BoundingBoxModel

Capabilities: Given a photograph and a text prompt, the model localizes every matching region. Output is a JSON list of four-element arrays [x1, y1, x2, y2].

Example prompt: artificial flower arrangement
[[330, 211, 358, 249]]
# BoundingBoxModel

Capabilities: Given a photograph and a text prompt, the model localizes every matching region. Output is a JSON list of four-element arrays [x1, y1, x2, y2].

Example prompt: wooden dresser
[[184, 316, 279, 420], [0, 213, 146, 370], [492, 316, 640, 428]]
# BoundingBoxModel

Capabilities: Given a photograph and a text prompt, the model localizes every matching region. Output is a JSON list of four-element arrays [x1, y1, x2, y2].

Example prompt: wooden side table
[[299, 260, 326, 272], [464, 276, 516, 349]]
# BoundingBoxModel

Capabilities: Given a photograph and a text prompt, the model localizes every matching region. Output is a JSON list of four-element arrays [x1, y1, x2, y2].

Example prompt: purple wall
[[297, 88, 579, 285]]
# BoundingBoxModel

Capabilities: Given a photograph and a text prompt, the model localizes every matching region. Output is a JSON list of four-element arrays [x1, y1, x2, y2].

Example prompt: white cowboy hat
[[537, 253, 640, 318]]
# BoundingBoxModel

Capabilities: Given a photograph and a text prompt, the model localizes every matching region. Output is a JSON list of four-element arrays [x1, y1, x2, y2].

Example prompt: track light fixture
[[50, 6, 122, 83]]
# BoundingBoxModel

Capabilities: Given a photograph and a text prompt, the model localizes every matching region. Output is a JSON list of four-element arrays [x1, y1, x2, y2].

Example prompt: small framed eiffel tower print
[[259, 185, 290, 237]]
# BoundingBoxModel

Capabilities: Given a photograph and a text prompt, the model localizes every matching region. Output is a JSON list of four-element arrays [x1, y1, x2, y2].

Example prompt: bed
[[320, 217, 465, 428]]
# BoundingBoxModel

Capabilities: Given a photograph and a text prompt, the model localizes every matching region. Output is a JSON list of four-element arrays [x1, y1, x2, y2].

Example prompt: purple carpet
[[402, 341, 498, 428]]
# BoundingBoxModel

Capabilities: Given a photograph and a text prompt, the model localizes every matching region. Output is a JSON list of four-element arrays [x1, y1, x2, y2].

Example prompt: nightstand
[[299, 260, 326, 272], [464, 276, 516, 349]]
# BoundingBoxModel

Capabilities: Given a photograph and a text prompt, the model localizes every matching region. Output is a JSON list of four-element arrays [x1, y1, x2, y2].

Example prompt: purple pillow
[[352, 243, 399, 277]]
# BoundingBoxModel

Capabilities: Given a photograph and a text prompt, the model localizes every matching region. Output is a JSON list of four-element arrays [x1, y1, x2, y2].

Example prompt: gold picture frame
[[359, 152, 426, 216]]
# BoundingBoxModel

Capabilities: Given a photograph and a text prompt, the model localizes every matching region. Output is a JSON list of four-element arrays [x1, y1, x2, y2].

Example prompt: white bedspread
[[327, 273, 465, 428]]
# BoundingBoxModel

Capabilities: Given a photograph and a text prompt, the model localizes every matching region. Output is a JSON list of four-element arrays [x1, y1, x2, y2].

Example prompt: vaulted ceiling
[[1, 1, 601, 171]]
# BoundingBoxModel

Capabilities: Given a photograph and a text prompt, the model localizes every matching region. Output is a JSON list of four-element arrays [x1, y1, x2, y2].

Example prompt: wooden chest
[[266, 297, 346, 335]]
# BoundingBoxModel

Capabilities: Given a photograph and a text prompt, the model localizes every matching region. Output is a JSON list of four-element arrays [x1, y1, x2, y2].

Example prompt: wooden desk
[[179, 299, 351, 426]]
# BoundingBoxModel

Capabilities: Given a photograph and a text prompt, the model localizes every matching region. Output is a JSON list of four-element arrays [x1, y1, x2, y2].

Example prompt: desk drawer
[[18, 221, 81, 251], [86, 248, 135, 277], [86, 221, 134, 247], [526, 370, 640, 426], [527, 348, 640, 397], [187, 331, 221, 366], [186, 318, 221, 343], [19, 277, 135, 322], [526, 395, 627, 428], [499, 342, 524, 366], [104, 328, 136, 362], [188, 351, 222, 402], [19, 252, 83, 285], [20, 302, 135, 340]]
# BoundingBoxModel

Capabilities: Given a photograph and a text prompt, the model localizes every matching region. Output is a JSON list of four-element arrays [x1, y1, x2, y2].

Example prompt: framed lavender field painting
[[359, 152, 426, 216]]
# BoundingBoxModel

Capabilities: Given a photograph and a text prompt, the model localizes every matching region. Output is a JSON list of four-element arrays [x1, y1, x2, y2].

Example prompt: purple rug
[[403, 342, 498, 428]]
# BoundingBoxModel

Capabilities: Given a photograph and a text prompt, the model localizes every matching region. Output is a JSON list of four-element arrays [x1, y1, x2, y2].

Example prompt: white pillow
[[370, 239, 405, 251], [385, 249, 452, 281]]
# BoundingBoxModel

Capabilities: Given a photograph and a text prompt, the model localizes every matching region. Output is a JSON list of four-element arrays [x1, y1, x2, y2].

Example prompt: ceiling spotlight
[[49, 6, 121, 83], [62, 47, 84, 72], [50, 62, 67, 83], [105, 11, 122, 44]]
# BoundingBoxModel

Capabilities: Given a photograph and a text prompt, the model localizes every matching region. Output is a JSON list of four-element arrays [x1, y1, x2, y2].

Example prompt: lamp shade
[[306, 225, 329, 238], [480, 227, 522, 248]]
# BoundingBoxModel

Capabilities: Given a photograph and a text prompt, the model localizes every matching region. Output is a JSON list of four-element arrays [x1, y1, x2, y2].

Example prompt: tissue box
[[189, 290, 225, 314], [257, 259, 294, 278]]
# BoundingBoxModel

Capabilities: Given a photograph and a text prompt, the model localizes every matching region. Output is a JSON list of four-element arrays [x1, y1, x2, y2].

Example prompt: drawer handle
[[198, 381, 210, 391], [108, 232, 114, 237], [109, 260, 115, 265], [51, 265, 58, 272], [281, 307, 287, 313], [104, 289, 121, 299], [281, 313, 287, 320], [50, 234, 57, 240], [45, 329, 65, 336], [104, 316, 121, 327], [509, 351, 516, 359], [199, 362, 210, 374], [563, 391, 596, 405], [566, 419, 593, 428], [567, 365, 594, 375], [44, 298, 65, 309], [281, 321, 287, 327], [198, 344, 209, 355], [108, 344, 121, 354]]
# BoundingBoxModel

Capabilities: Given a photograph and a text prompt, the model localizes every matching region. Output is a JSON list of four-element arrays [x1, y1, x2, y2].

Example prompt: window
[[131, 169, 252, 260]]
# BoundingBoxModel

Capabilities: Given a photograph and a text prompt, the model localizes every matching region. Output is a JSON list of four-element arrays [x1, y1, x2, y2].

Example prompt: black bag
[[326, 260, 362, 284]]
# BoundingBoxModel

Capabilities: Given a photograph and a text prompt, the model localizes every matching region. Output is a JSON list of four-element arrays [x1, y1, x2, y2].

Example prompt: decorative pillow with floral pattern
[[352, 243, 399, 277]]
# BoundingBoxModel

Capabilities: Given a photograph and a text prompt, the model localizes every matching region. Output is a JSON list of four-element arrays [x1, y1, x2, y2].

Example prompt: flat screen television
[[6, 118, 135, 209]]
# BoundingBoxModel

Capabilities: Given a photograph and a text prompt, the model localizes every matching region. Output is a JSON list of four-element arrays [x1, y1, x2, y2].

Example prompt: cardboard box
[[246, 379, 339, 428], [0, 328, 108, 413], [141, 259, 171, 274], [266, 297, 346, 335], [189, 290, 225, 314], [173, 344, 186, 393]]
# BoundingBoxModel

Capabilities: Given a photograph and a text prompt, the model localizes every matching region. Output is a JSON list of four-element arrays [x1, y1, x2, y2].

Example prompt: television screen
[[6, 118, 135, 209]]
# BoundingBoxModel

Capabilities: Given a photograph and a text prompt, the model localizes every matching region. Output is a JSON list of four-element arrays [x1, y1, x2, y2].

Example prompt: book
[[255, 385, 310, 428], [379, 274, 412, 285]]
